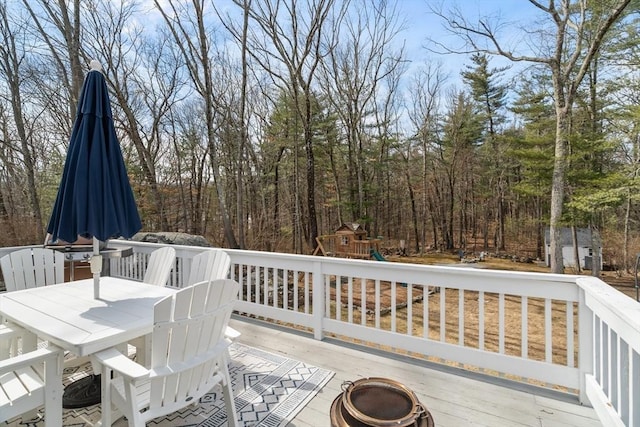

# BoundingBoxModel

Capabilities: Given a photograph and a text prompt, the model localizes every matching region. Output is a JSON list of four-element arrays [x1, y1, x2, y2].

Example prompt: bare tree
[[319, 0, 406, 227], [20, 0, 84, 123], [370, 53, 406, 239], [169, 100, 213, 234], [80, 0, 191, 232], [429, 0, 632, 272], [407, 61, 447, 252], [153, 0, 239, 248], [230, 0, 348, 252], [0, 4, 45, 242]]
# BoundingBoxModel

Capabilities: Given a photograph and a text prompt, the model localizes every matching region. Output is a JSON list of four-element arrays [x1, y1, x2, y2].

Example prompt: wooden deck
[[230, 317, 602, 427]]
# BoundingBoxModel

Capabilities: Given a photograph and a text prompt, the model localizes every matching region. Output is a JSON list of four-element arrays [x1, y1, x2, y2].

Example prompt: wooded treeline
[[1, 0, 639, 273]]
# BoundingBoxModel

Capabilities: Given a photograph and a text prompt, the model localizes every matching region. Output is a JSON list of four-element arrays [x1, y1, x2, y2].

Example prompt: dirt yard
[[388, 252, 639, 300]]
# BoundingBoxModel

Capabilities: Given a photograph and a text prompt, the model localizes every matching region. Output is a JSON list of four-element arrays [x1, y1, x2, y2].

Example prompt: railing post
[[312, 260, 324, 341], [578, 286, 594, 405]]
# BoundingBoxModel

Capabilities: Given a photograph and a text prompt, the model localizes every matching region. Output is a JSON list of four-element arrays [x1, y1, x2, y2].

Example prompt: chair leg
[[222, 353, 239, 427], [22, 330, 38, 351], [44, 351, 64, 427], [100, 365, 113, 427]]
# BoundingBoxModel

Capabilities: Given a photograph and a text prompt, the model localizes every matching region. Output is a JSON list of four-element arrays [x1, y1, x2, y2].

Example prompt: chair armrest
[[92, 347, 149, 382], [0, 345, 63, 373], [225, 326, 241, 341]]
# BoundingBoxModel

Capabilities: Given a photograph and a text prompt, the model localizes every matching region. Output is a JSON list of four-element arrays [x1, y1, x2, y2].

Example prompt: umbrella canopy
[[46, 60, 141, 245], [46, 60, 141, 298]]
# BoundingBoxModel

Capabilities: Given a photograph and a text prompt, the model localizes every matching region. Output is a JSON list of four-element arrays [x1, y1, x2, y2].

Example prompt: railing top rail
[[106, 239, 208, 258], [221, 248, 582, 299]]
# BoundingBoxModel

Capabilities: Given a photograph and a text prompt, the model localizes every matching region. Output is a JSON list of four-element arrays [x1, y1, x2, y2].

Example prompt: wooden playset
[[313, 223, 381, 259]]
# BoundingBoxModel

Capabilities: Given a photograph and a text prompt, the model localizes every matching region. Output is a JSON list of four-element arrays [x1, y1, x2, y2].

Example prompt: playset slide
[[370, 249, 386, 261]]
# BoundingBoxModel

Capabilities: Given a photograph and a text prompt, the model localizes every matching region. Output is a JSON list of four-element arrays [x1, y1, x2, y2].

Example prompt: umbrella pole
[[91, 237, 103, 299]]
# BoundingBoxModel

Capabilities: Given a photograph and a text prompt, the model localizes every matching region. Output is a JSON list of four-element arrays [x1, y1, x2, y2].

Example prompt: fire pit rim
[[342, 377, 422, 427]]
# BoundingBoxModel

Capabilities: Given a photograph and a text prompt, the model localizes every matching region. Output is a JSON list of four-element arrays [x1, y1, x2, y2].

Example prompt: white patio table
[[0, 277, 177, 426], [0, 277, 177, 358]]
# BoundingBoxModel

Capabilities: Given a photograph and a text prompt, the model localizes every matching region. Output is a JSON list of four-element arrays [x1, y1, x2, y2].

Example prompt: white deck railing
[[1, 241, 638, 426], [578, 276, 640, 427]]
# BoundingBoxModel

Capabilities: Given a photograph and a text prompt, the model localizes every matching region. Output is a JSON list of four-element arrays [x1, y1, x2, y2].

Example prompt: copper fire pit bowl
[[330, 377, 434, 427]]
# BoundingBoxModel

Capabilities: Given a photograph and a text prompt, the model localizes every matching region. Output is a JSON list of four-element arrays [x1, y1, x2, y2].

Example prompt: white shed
[[544, 227, 602, 270]]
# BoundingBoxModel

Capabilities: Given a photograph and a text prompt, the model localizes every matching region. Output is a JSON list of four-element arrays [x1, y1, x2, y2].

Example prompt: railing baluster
[[271, 267, 277, 308], [632, 348, 639, 427], [348, 277, 353, 324], [604, 322, 610, 397], [522, 296, 528, 358], [440, 287, 446, 343], [251, 265, 258, 304], [459, 289, 464, 346], [545, 298, 552, 362], [611, 330, 619, 409], [567, 301, 574, 367], [375, 279, 381, 329], [391, 281, 397, 333], [336, 275, 341, 321], [499, 293, 505, 354], [361, 277, 366, 326], [292, 270, 298, 312], [620, 338, 628, 426], [479, 291, 485, 351], [283, 268, 288, 310], [423, 285, 429, 339], [262, 267, 267, 306], [407, 284, 413, 337], [325, 275, 331, 318], [304, 271, 310, 314]]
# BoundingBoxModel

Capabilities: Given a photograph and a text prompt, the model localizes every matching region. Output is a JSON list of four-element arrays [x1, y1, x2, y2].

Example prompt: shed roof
[[544, 227, 596, 247], [336, 223, 366, 233]]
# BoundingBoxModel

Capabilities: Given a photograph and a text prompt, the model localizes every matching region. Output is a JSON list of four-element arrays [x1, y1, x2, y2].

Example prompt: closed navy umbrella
[[46, 60, 141, 298]]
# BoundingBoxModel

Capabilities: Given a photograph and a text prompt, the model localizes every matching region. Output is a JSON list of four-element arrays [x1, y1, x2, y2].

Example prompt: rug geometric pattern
[[5, 343, 334, 427]]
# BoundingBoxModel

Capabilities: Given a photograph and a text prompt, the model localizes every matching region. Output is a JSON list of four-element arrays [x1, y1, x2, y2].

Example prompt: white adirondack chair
[[0, 248, 65, 292], [142, 246, 176, 287], [132, 249, 235, 363], [186, 249, 231, 285], [186, 249, 239, 341], [0, 324, 64, 426], [93, 279, 240, 427], [130, 246, 177, 361], [0, 248, 66, 353]]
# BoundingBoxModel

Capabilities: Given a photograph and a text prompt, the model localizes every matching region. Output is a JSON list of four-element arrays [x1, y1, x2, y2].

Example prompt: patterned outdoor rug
[[8, 343, 334, 427]]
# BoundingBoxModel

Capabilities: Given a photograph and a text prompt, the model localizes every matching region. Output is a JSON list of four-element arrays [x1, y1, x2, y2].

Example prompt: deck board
[[229, 317, 602, 427]]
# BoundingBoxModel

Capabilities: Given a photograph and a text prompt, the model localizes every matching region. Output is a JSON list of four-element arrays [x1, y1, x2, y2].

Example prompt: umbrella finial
[[89, 60, 102, 72]]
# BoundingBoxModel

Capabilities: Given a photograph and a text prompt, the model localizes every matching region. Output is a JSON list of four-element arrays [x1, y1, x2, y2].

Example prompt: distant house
[[544, 227, 602, 270]]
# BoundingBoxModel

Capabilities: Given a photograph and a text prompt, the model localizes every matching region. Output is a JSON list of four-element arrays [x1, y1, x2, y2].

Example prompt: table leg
[[100, 370, 111, 427]]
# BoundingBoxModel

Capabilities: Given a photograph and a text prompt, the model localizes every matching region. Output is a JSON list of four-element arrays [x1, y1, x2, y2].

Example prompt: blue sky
[[398, 0, 535, 88], [147, 0, 537, 92]]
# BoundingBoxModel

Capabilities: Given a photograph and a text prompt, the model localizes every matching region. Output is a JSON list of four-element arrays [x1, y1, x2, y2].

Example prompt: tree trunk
[[236, 1, 251, 250], [549, 106, 570, 273], [571, 225, 581, 273], [591, 225, 602, 278], [624, 194, 631, 272]]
